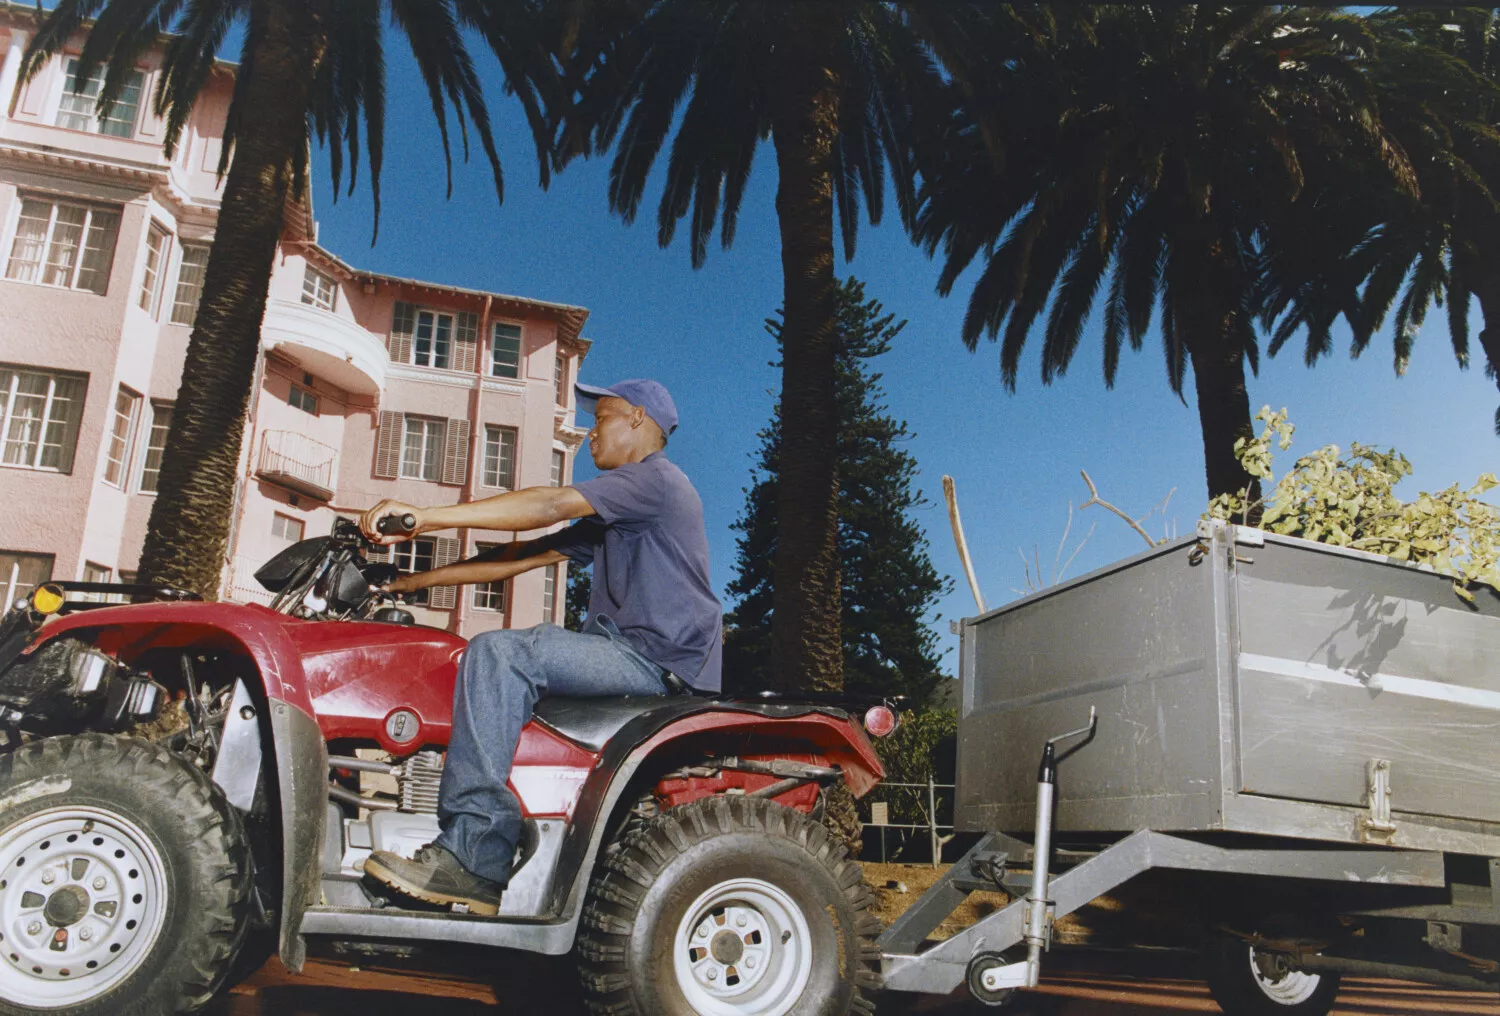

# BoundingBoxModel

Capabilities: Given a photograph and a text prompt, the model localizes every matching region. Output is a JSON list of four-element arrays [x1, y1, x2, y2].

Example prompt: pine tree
[[725, 278, 951, 700], [565, 568, 592, 632]]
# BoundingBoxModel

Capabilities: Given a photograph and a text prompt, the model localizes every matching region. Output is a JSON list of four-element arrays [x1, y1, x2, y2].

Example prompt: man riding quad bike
[[0, 379, 891, 1015]]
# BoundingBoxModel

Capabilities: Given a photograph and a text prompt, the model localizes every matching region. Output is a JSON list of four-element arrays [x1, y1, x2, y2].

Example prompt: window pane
[[422, 420, 442, 481], [301, 265, 335, 311], [104, 387, 140, 486], [6, 200, 51, 282], [76, 208, 120, 295], [401, 417, 442, 481], [433, 315, 452, 370], [139, 402, 171, 492], [138, 225, 169, 315], [56, 60, 142, 138], [551, 449, 565, 487], [0, 369, 85, 473], [401, 418, 425, 478], [0, 551, 53, 610], [555, 354, 567, 406], [542, 563, 557, 624], [491, 323, 521, 378], [171, 244, 208, 325], [5, 372, 49, 467], [472, 542, 507, 611], [392, 538, 435, 606], [289, 385, 317, 415], [42, 204, 85, 287], [483, 425, 516, 488], [271, 513, 304, 544]]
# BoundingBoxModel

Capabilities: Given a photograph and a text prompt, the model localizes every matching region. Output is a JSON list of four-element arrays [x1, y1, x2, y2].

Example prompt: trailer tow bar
[[968, 707, 1098, 1001]]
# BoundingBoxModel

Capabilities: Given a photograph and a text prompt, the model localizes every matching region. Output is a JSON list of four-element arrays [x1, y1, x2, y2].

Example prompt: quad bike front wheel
[[0, 734, 252, 1015], [577, 795, 881, 1016]]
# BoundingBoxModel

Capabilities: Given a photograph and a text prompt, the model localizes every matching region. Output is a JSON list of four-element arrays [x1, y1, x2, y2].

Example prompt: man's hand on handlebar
[[360, 499, 423, 546]]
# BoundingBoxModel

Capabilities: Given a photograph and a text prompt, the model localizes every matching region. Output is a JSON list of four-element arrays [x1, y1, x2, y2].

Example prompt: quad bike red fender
[[23, 602, 328, 970], [545, 700, 885, 937]]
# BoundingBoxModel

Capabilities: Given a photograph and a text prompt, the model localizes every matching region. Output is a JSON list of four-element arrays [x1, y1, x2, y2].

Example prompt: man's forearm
[[418, 487, 592, 534], [396, 548, 567, 592]]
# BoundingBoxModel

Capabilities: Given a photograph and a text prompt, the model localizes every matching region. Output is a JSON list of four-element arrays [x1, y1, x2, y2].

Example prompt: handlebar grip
[[376, 513, 417, 536]]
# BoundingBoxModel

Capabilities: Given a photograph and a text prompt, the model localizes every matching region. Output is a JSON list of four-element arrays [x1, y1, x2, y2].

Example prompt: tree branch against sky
[[23, 0, 557, 597]]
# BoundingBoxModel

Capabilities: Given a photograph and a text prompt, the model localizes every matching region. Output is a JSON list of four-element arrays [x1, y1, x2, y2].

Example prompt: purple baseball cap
[[574, 378, 679, 435]]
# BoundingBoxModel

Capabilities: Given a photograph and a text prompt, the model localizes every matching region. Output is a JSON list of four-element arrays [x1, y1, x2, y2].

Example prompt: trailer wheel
[[577, 795, 881, 1015], [965, 952, 1017, 1007], [0, 734, 252, 1015], [1205, 924, 1341, 1016]]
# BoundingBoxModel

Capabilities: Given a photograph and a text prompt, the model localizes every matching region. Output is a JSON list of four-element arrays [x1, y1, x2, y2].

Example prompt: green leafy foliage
[[565, 567, 592, 632], [724, 277, 952, 698], [1208, 407, 1500, 601]]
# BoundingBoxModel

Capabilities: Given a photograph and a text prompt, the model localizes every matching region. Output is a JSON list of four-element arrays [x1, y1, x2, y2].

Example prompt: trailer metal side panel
[[1235, 537, 1500, 823], [956, 522, 1500, 853], [956, 537, 1224, 833]]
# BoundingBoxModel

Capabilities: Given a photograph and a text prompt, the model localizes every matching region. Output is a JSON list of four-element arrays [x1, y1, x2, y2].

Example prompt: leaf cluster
[[870, 707, 956, 828], [1208, 407, 1500, 601]]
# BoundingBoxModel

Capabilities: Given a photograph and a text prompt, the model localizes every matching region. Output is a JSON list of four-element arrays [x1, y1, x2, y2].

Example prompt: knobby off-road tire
[[0, 734, 252, 1015], [820, 783, 862, 860], [577, 795, 882, 1016], [1204, 926, 1341, 1016]]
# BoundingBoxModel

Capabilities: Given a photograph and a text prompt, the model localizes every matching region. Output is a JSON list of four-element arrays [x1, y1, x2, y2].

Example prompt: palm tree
[[25, 1, 556, 597], [916, 6, 1411, 505], [1314, 9, 1500, 433], [556, 2, 1049, 691]]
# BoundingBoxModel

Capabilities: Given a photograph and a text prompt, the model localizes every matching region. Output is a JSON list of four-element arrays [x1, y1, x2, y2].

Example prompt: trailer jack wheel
[[966, 952, 1018, 1007]]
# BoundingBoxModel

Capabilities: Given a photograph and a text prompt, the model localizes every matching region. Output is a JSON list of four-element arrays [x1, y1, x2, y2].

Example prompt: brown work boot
[[363, 843, 503, 915]]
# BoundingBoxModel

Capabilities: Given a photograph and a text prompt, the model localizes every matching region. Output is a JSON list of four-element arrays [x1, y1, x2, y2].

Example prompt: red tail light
[[863, 704, 898, 738]]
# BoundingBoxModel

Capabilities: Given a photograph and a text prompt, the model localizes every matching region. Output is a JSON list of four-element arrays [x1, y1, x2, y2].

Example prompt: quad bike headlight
[[29, 583, 64, 617]]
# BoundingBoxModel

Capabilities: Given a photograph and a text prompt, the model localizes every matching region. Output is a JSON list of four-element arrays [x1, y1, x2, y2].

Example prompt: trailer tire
[[0, 734, 252, 1015], [1205, 925, 1341, 1016], [577, 795, 882, 1015]]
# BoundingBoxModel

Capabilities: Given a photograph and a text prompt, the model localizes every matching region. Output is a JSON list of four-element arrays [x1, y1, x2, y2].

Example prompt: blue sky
[[308, 40, 1498, 672]]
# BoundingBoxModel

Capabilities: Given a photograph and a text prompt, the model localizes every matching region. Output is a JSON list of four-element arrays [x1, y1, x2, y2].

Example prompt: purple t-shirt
[[550, 453, 722, 691]]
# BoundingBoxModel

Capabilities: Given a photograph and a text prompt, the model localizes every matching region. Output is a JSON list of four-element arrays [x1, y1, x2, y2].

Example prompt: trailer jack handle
[[969, 707, 1099, 1001]]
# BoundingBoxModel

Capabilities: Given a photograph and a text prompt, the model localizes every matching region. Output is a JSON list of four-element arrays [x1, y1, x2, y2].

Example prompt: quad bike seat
[[532, 695, 710, 752]]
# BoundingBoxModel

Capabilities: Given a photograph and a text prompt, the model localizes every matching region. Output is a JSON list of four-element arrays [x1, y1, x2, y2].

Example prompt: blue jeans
[[435, 616, 669, 885]]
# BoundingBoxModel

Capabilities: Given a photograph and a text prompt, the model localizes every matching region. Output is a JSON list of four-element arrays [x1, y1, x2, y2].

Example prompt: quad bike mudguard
[[20, 602, 331, 969]]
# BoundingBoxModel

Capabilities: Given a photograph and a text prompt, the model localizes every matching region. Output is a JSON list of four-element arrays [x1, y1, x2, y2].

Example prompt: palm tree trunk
[[136, 0, 330, 597], [767, 46, 843, 693], [1179, 234, 1261, 512]]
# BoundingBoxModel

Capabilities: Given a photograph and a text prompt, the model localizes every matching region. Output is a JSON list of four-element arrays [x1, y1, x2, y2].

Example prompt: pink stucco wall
[[0, 10, 592, 637]]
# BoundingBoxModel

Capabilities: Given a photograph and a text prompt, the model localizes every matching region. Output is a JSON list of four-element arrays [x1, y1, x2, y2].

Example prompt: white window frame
[[0, 366, 87, 474], [288, 384, 318, 415], [472, 542, 508, 612], [483, 424, 517, 489], [137, 400, 171, 493], [55, 58, 144, 138], [413, 310, 454, 370], [392, 537, 436, 606], [170, 243, 208, 325], [301, 264, 337, 311], [0, 551, 53, 610], [542, 563, 558, 625], [271, 512, 304, 545], [550, 447, 566, 487], [555, 353, 568, 406], [400, 416, 444, 482], [5, 195, 121, 295], [137, 222, 170, 317], [491, 322, 522, 378], [103, 386, 141, 488]]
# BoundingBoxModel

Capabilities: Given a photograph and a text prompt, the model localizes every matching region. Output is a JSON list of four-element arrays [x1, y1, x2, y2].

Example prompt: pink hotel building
[[0, 8, 592, 637]]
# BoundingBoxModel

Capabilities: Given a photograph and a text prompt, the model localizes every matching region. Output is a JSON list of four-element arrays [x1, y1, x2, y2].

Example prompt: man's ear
[[630, 405, 646, 430]]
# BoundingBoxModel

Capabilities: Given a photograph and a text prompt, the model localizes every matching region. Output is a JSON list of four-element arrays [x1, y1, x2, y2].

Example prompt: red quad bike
[[0, 517, 894, 1016]]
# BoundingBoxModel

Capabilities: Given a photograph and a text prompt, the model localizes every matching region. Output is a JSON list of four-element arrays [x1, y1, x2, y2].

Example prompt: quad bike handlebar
[[375, 513, 417, 537]]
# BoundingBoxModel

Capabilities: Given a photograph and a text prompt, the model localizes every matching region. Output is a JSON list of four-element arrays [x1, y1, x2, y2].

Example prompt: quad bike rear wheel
[[577, 795, 881, 1016], [0, 734, 252, 1015]]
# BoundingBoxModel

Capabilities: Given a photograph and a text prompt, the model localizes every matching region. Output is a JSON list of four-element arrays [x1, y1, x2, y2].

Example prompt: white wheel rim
[[672, 877, 814, 1016], [0, 806, 169, 1008], [1249, 944, 1321, 1005]]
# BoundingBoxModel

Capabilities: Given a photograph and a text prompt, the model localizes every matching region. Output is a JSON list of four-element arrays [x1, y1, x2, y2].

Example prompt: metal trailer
[[879, 519, 1500, 1011]]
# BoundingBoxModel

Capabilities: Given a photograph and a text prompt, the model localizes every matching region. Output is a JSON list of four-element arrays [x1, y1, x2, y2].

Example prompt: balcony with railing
[[260, 298, 388, 397], [256, 430, 337, 502], [225, 555, 275, 607]]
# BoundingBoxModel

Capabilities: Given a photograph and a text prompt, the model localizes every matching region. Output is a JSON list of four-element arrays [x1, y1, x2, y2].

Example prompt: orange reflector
[[863, 705, 898, 738], [30, 584, 64, 616]]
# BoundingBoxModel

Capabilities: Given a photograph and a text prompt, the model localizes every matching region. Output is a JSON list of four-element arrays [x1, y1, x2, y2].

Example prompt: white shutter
[[442, 418, 470, 486], [389, 301, 415, 363], [427, 536, 461, 610], [374, 411, 402, 479], [454, 311, 478, 373]]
